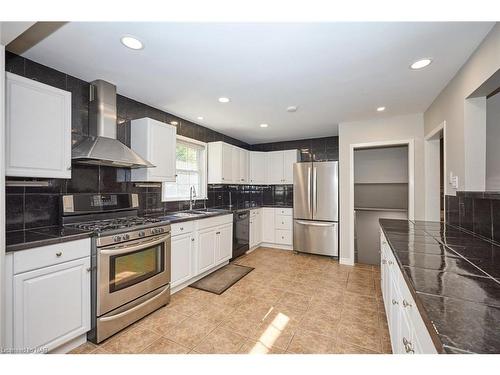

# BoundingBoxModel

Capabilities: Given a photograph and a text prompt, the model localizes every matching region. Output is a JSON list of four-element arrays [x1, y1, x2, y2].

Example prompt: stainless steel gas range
[[62, 193, 171, 343]]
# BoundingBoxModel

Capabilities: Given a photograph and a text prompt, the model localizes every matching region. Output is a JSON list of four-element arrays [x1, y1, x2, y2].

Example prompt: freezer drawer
[[293, 220, 338, 256]]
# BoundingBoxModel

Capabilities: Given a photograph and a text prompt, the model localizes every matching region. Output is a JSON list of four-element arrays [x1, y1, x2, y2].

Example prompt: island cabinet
[[6, 72, 72, 178], [380, 229, 438, 354], [170, 214, 233, 293], [4, 239, 92, 353]]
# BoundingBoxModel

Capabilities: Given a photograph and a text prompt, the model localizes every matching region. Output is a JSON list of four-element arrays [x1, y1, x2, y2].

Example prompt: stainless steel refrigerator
[[293, 161, 339, 256]]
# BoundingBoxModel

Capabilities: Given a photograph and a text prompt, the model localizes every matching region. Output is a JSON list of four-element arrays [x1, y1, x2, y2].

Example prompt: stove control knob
[[113, 235, 122, 242], [138, 231, 146, 237], [152, 228, 159, 235], [123, 234, 130, 240], [159, 228, 164, 233]]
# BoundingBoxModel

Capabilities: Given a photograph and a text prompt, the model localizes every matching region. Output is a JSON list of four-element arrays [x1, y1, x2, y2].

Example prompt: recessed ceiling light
[[120, 35, 143, 50], [410, 58, 432, 70], [197, 116, 204, 120], [286, 106, 298, 112], [260, 123, 269, 128], [377, 106, 386, 112], [170, 121, 178, 125], [218, 97, 230, 103]]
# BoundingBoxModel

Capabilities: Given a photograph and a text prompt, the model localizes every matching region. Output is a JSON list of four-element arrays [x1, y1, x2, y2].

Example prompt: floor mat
[[189, 263, 254, 295]]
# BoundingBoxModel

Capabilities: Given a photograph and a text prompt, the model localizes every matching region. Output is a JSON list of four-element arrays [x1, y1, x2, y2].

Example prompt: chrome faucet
[[189, 186, 197, 210]]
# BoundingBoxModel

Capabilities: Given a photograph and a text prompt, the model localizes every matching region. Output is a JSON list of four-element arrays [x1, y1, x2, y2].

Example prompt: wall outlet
[[449, 172, 459, 189]]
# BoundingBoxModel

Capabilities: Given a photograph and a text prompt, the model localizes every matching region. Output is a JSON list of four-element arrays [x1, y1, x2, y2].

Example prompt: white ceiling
[[22, 22, 494, 144]]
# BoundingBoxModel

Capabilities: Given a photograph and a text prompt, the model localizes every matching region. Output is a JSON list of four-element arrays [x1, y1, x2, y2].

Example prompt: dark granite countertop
[[379, 218, 500, 354], [6, 226, 93, 253]]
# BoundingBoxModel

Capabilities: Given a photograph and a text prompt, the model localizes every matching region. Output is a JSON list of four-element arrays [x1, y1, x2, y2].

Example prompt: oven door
[[97, 233, 171, 315]]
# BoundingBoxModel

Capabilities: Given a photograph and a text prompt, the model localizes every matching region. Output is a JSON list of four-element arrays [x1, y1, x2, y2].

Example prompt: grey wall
[[354, 146, 408, 183], [486, 93, 500, 190], [424, 23, 500, 193]]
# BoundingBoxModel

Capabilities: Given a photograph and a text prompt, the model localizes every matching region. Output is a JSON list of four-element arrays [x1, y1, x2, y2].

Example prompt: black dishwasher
[[232, 210, 250, 259]]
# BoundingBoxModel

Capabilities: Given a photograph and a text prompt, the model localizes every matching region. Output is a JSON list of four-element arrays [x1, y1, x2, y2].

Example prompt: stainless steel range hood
[[72, 80, 154, 168]]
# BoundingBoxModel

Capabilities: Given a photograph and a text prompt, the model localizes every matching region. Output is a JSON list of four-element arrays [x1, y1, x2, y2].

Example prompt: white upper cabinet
[[249, 151, 266, 184], [283, 149, 299, 184], [208, 141, 297, 185], [266, 151, 284, 184], [266, 150, 299, 184], [6, 72, 72, 178], [130, 117, 177, 182], [208, 141, 248, 184], [238, 148, 249, 184]]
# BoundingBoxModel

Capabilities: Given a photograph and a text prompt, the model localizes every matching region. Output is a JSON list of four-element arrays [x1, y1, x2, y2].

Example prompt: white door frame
[[0, 41, 6, 348], [346, 139, 415, 266], [424, 121, 446, 222]]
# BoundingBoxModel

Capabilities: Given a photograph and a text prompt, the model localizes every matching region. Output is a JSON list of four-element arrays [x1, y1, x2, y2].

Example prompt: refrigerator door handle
[[295, 220, 336, 227], [312, 166, 318, 215], [307, 166, 312, 215]]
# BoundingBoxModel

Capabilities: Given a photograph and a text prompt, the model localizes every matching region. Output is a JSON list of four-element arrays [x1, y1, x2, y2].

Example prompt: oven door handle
[[99, 235, 169, 255], [99, 285, 170, 323]]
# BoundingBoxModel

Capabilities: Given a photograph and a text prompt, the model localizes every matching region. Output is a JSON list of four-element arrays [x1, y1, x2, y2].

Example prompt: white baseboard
[[260, 242, 293, 251], [50, 334, 87, 354], [171, 260, 229, 294], [340, 257, 355, 266]]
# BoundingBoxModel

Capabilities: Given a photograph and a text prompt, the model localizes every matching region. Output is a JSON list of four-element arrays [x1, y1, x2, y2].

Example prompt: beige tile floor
[[70, 247, 391, 354]]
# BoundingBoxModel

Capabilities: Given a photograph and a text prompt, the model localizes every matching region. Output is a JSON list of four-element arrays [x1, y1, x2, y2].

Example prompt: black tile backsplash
[[252, 136, 338, 162], [5, 52, 331, 231], [446, 192, 500, 245]]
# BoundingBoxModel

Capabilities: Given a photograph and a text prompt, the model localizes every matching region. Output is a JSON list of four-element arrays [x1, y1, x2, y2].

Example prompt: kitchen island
[[379, 218, 500, 354]]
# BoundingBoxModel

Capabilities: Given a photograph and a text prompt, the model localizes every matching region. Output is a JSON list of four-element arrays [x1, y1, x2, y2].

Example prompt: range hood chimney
[[72, 80, 154, 168]]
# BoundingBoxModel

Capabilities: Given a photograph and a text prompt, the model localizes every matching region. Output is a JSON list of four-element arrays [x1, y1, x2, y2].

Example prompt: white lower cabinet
[[260, 207, 293, 248], [5, 239, 91, 353], [249, 209, 263, 249], [170, 215, 233, 292], [262, 208, 276, 243], [197, 227, 218, 273], [170, 232, 195, 288], [380, 229, 438, 354], [216, 223, 233, 263]]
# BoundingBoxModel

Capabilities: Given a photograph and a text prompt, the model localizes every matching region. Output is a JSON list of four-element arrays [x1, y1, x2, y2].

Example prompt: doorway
[[353, 145, 410, 265], [425, 121, 446, 222]]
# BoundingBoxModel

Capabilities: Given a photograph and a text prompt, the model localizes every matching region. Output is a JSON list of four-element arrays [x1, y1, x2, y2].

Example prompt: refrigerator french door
[[293, 161, 339, 256]]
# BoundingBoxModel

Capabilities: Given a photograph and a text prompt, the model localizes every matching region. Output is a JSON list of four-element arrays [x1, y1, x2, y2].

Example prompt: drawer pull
[[180, 227, 184, 231], [56, 251, 63, 257], [388, 260, 394, 265], [191, 238, 195, 242], [86, 267, 92, 272], [382, 259, 387, 264], [403, 300, 412, 308], [216, 231, 221, 235], [391, 299, 399, 305]]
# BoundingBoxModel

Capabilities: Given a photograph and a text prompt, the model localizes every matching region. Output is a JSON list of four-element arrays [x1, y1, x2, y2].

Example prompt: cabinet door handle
[[216, 231, 221, 235], [382, 259, 387, 264], [403, 337, 415, 354], [191, 238, 195, 242], [67, 165, 72, 171], [391, 299, 399, 305], [388, 260, 394, 265], [403, 300, 412, 308], [86, 267, 92, 272], [56, 251, 63, 257]]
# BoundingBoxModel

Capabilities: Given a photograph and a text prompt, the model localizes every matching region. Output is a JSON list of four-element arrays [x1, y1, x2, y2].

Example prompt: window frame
[[162, 135, 208, 202]]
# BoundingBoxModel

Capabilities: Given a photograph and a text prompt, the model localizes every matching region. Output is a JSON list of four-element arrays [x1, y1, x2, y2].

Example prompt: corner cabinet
[[5, 239, 91, 353], [6, 72, 72, 178], [208, 141, 298, 185], [130, 117, 177, 182]]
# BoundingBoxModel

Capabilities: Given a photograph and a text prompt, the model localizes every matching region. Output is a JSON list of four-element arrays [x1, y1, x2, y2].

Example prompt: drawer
[[171, 221, 194, 236], [197, 214, 233, 230], [275, 207, 292, 216], [275, 229, 292, 245], [13, 238, 91, 275], [275, 215, 293, 230]]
